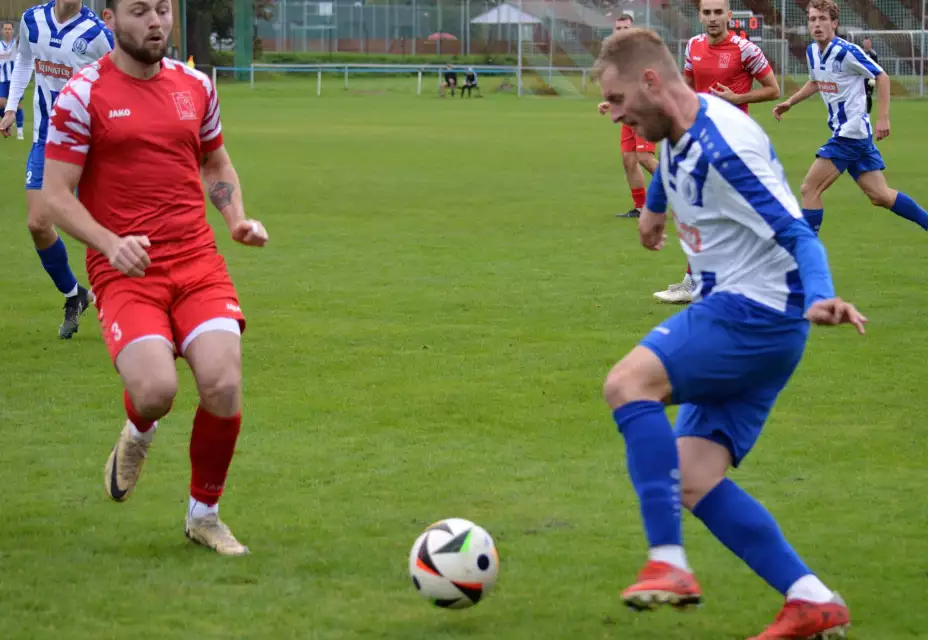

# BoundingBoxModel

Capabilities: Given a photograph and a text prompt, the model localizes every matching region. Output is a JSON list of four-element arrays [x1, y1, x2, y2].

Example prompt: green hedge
[[258, 51, 519, 67]]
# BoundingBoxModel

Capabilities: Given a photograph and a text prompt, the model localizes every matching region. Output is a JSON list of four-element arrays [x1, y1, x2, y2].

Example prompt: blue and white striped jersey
[[5, 2, 112, 143], [647, 94, 835, 317], [807, 37, 883, 140], [0, 37, 15, 83]]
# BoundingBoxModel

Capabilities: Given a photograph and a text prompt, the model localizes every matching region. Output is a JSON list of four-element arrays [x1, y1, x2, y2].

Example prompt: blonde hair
[[808, 0, 839, 21], [593, 27, 678, 81]]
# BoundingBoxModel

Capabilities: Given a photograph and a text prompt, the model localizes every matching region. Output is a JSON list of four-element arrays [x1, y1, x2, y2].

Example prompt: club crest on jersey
[[718, 52, 731, 67], [832, 59, 842, 73], [72, 38, 88, 54], [678, 173, 702, 206], [173, 91, 197, 120]]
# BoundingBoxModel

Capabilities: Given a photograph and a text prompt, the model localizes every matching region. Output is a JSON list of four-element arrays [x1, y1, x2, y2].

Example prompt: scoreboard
[[729, 11, 765, 41]]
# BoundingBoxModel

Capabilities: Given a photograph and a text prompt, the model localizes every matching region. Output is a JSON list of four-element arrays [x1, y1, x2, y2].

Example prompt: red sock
[[631, 187, 646, 209], [189, 405, 242, 505], [124, 390, 156, 432]]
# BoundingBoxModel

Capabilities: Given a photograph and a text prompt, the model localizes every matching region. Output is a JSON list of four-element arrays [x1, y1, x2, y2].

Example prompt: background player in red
[[42, 0, 268, 556], [653, 0, 781, 304], [598, 13, 658, 218]]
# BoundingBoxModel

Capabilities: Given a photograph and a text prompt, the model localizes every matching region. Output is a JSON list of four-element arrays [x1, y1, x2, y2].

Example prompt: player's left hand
[[875, 117, 890, 141], [0, 111, 15, 138], [231, 219, 269, 247], [639, 209, 666, 251], [709, 83, 740, 105], [807, 297, 868, 335]]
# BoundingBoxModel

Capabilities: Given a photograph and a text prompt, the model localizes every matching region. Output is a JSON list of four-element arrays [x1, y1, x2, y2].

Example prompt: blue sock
[[16, 107, 24, 129], [801, 208, 823, 234], [891, 192, 928, 230], [692, 478, 810, 594], [36, 237, 78, 295], [613, 401, 682, 547]]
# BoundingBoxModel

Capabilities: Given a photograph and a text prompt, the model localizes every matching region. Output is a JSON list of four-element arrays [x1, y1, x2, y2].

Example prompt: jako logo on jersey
[[173, 91, 197, 120], [816, 81, 839, 93], [226, 303, 241, 313], [718, 52, 731, 67], [72, 38, 88, 54], [50, 37, 62, 46], [35, 59, 72, 79], [108, 109, 131, 118]]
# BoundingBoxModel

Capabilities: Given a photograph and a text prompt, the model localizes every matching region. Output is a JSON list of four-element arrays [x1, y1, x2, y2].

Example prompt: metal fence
[[258, 0, 927, 94]]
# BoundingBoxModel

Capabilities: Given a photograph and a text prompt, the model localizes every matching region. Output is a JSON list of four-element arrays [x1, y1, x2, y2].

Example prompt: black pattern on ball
[[477, 554, 490, 571], [412, 576, 421, 591]]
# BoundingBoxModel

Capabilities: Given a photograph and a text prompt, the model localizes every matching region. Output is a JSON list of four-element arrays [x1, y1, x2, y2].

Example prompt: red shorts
[[621, 124, 657, 154], [94, 252, 246, 363]]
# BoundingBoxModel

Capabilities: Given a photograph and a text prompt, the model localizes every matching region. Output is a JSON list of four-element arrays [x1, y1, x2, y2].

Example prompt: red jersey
[[683, 32, 772, 113], [45, 54, 224, 287]]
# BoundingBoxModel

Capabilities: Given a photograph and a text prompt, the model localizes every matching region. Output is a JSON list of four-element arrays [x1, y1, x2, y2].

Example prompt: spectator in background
[[441, 63, 457, 98], [461, 68, 480, 98], [862, 36, 879, 114]]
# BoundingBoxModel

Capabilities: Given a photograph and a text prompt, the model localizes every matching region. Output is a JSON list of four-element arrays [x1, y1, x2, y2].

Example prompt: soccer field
[[0, 82, 926, 639]]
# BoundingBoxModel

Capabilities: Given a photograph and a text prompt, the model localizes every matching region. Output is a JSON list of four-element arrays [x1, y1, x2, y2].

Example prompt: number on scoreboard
[[728, 11, 764, 41]]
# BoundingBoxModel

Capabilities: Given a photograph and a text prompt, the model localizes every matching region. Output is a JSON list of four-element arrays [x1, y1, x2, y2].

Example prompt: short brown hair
[[594, 27, 678, 81], [808, 0, 839, 21]]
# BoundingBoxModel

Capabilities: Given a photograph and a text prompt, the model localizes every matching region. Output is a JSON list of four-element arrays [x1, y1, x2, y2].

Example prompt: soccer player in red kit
[[42, 0, 268, 556], [652, 0, 781, 304], [598, 13, 658, 218]]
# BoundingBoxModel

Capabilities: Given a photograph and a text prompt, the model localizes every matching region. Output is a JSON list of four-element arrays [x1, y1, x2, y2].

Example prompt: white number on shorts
[[25, 170, 32, 185], [111, 322, 123, 342]]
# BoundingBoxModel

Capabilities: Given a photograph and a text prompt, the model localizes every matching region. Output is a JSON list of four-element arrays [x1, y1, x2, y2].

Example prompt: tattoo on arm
[[209, 181, 234, 210]]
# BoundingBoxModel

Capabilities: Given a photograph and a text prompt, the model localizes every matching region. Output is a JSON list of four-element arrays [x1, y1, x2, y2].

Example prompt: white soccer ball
[[408, 518, 500, 609], [867, 78, 875, 88]]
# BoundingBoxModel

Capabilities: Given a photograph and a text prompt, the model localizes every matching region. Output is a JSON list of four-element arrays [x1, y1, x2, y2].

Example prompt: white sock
[[188, 497, 219, 520], [64, 284, 79, 298], [128, 421, 156, 443], [786, 574, 833, 604], [682, 273, 695, 287], [649, 545, 690, 572]]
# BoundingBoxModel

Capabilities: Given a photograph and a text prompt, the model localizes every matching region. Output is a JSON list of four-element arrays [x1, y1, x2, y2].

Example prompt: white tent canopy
[[470, 3, 542, 25]]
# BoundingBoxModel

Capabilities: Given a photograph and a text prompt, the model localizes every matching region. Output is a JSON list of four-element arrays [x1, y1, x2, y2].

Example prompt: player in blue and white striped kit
[[0, 21, 25, 139], [595, 28, 865, 639], [774, 0, 928, 235], [0, 0, 113, 339]]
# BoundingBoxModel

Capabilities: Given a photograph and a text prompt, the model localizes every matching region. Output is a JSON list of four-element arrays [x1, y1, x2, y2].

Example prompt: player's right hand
[[639, 209, 666, 251], [807, 297, 868, 335], [597, 101, 609, 115], [772, 102, 791, 121], [0, 111, 15, 138], [107, 235, 151, 277]]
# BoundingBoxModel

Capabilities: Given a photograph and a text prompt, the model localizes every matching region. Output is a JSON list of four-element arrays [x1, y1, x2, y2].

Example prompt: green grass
[[1, 80, 926, 640]]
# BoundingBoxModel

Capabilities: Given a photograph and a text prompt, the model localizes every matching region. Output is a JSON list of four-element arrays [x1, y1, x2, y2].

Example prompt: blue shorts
[[0, 81, 9, 100], [640, 292, 809, 466], [26, 141, 45, 191], [816, 135, 885, 181]]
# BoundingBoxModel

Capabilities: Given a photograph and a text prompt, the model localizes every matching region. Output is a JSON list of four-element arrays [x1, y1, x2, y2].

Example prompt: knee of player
[[130, 377, 177, 418], [603, 362, 650, 407], [198, 367, 242, 410], [798, 180, 817, 202], [26, 210, 51, 234], [866, 188, 895, 208]]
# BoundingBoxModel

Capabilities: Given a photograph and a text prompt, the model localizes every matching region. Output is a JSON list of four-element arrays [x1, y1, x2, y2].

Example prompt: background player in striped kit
[[0, 21, 25, 140], [774, 0, 928, 235], [0, 1, 112, 339]]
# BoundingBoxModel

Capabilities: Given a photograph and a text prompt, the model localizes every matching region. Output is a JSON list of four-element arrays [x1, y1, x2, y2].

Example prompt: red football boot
[[621, 560, 702, 611], [748, 594, 850, 639]]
